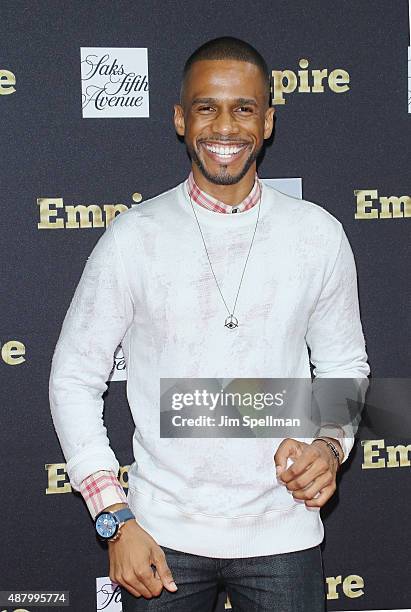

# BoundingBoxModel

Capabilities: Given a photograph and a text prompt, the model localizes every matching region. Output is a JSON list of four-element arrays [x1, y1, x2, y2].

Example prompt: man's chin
[[195, 160, 251, 186], [204, 174, 243, 186]]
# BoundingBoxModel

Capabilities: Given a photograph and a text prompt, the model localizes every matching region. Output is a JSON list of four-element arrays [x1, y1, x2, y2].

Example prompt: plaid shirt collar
[[186, 171, 261, 214]]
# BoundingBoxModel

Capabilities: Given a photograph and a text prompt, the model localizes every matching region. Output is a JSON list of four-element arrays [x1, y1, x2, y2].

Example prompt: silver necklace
[[188, 182, 262, 329]]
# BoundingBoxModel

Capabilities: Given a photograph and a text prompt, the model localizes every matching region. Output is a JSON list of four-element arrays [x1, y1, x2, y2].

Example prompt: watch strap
[[107, 507, 136, 541], [112, 507, 135, 524]]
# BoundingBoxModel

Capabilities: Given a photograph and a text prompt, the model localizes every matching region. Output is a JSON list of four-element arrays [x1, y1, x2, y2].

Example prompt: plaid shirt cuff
[[79, 470, 128, 520]]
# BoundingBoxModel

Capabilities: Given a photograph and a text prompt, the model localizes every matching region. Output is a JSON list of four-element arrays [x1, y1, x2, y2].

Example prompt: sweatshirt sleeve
[[49, 221, 134, 491], [305, 225, 370, 463]]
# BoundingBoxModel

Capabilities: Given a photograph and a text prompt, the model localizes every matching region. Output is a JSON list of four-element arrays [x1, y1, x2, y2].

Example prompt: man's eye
[[198, 106, 214, 112], [237, 106, 253, 113]]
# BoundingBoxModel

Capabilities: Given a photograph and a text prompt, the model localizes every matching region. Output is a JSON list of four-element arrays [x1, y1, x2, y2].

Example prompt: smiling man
[[49, 37, 370, 611], [176, 55, 272, 195]]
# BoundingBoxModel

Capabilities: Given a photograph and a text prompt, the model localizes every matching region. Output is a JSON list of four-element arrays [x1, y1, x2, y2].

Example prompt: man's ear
[[264, 106, 275, 139], [174, 104, 185, 137]]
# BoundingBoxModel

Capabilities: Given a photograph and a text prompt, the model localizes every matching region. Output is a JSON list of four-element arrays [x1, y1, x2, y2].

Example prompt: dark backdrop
[[1, 1, 410, 611]]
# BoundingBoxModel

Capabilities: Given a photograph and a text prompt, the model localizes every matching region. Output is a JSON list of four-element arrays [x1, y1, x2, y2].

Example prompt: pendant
[[225, 314, 238, 329]]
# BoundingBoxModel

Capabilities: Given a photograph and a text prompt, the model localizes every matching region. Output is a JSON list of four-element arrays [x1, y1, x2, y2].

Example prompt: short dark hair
[[180, 36, 271, 105]]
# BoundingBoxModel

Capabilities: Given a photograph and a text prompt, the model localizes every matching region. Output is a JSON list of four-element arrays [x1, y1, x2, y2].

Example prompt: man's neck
[[192, 165, 256, 206]]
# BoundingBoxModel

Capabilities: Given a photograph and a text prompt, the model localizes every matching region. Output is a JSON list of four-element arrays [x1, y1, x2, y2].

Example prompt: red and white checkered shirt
[[187, 170, 261, 213], [79, 470, 128, 520], [79, 172, 262, 519]]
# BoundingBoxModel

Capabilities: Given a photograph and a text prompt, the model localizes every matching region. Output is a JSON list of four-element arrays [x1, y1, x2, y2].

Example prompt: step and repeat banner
[[1, 1, 410, 611]]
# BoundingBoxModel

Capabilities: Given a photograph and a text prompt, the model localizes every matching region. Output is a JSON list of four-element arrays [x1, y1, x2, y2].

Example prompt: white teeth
[[205, 144, 244, 156]]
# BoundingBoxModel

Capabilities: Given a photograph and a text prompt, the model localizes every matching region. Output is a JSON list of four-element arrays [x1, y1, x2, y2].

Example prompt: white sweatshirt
[[49, 179, 370, 558]]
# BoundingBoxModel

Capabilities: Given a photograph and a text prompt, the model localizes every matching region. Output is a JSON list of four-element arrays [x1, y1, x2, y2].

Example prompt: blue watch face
[[96, 512, 119, 539]]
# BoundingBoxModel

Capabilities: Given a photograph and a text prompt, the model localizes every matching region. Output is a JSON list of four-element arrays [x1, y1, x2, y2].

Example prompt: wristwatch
[[95, 507, 136, 542]]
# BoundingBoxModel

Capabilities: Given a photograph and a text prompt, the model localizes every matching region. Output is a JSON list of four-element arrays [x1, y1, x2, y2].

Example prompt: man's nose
[[212, 110, 239, 135]]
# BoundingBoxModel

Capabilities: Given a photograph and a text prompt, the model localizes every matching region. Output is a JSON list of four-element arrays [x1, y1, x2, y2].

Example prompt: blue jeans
[[120, 544, 326, 611]]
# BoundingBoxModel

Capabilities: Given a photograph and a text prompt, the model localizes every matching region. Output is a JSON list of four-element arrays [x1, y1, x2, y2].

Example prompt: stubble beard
[[187, 141, 262, 185]]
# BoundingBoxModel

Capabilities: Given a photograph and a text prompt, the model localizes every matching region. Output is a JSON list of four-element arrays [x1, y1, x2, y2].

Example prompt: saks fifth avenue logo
[[96, 578, 122, 611], [109, 345, 127, 382], [80, 47, 149, 118]]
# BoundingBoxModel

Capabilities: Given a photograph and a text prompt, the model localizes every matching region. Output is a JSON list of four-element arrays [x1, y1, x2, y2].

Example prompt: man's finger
[[153, 548, 178, 592], [274, 438, 301, 476], [291, 472, 333, 501], [122, 572, 154, 599], [282, 456, 329, 491], [119, 582, 142, 599], [279, 452, 316, 483], [111, 571, 144, 599], [305, 483, 336, 508]]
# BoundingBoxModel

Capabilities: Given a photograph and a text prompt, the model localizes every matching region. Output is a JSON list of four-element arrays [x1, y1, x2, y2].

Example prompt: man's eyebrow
[[235, 97, 258, 106], [191, 97, 258, 106], [191, 97, 218, 106]]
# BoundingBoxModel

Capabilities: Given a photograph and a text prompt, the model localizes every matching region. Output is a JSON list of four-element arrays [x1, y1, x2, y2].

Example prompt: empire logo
[[362, 439, 411, 469], [271, 58, 350, 105], [45, 463, 129, 494], [0, 340, 25, 365], [225, 574, 364, 608], [37, 193, 142, 229], [355, 189, 411, 219], [0, 68, 16, 95]]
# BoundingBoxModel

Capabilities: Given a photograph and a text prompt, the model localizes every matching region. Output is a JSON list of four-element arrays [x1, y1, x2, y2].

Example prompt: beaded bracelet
[[312, 437, 342, 467]]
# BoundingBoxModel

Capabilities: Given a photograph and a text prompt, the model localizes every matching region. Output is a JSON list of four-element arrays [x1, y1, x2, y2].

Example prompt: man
[[49, 37, 369, 611]]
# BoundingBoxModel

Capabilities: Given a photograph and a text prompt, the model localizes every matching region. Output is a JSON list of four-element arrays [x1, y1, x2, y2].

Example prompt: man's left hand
[[274, 438, 342, 508]]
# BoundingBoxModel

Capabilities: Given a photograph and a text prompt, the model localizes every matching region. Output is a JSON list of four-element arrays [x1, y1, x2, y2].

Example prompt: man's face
[[174, 59, 274, 186]]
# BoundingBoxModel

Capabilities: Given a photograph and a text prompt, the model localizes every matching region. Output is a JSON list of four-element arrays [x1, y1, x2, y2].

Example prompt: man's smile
[[199, 141, 250, 165]]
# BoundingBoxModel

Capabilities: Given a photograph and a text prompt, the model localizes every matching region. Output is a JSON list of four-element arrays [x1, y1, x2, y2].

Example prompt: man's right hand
[[108, 520, 178, 599]]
